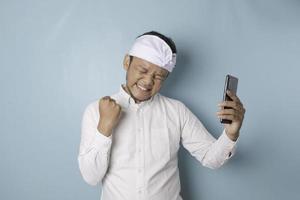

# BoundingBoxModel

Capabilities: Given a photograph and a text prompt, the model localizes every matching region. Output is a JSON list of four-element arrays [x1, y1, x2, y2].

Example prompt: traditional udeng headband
[[128, 35, 176, 72]]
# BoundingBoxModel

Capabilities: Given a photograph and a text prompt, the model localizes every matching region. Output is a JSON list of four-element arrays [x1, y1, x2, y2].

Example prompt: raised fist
[[97, 96, 122, 137]]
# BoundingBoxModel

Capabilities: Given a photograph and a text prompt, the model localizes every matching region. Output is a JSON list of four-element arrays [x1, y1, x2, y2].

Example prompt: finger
[[218, 113, 243, 122], [101, 96, 111, 102], [218, 101, 241, 111], [217, 114, 234, 121], [116, 104, 122, 111], [217, 109, 235, 116], [102, 96, 110, 99], [112, 101, 119, 107], [219, 110, 245, 120], [109, 98, 116, 103], [226, 90, 242, 104]]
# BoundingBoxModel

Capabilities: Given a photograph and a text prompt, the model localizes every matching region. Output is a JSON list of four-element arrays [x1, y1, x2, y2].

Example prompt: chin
[[133, 94, 151, 102]]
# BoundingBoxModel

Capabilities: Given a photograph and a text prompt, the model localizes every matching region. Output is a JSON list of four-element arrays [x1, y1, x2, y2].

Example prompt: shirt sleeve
[[179, 103, 237, 169], [77, 103, 112, 186]]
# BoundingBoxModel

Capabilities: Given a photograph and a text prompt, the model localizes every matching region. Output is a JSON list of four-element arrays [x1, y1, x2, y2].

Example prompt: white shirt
[[78, 85, 237, 200]]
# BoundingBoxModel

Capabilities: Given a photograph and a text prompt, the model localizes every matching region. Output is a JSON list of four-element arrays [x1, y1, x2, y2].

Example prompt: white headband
[[128, 35, 176, 72]]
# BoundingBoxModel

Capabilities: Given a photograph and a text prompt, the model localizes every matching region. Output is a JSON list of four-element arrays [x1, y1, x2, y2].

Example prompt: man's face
[[123, 55, 169, 103]]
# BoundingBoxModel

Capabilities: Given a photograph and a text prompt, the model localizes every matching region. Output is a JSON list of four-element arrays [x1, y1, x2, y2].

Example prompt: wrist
[[97, 123, 112, 137], [225, 130, 239, 141]]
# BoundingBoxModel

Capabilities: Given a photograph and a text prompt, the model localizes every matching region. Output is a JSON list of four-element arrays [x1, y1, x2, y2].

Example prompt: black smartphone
[[221, 74, 238, 124]]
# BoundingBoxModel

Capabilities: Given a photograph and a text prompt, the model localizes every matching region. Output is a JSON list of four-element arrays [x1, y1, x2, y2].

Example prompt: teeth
[[137, 84, 148, 91]]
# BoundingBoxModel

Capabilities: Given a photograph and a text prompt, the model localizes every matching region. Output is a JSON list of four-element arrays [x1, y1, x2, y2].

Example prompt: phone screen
[[221, 74, 238, 124]]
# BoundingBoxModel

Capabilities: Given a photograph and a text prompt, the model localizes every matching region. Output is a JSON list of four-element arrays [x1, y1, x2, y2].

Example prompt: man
[[78, 31, 245, 200]]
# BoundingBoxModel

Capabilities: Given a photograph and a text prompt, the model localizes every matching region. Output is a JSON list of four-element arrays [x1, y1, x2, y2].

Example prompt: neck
[[122, 84, 141, 104]]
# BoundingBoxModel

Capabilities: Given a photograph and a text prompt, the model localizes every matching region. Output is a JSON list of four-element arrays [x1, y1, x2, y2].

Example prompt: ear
[[123, 54, 131, 71]]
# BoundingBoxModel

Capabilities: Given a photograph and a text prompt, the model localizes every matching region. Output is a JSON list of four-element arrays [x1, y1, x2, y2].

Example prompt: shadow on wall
[[161, 44, 192, 98], [178, 147, 203, 200]]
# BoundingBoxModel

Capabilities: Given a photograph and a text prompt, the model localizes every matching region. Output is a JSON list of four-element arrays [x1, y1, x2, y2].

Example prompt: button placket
[[136, 107, 144, 197]]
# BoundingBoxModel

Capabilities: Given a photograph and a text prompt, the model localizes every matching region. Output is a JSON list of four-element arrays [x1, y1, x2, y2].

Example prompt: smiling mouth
[[136, 84, 151, 92]]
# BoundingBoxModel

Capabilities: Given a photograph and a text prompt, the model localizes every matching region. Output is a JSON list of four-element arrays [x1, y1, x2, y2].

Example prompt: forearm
[[78, 148, 110, 186], [78, 132, 112, 186], [201, 130, 236, 169]]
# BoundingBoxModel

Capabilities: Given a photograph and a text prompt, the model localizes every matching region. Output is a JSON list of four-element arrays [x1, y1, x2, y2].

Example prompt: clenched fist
[[97, 96, 122, 137]]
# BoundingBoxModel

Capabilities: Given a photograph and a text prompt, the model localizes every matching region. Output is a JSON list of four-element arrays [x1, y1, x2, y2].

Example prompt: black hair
[[139, 31, 177, 54], [129, 31, 177, 64]]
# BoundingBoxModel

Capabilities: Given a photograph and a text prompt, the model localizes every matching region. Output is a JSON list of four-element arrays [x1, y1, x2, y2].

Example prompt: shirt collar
[[119, 84, 156, 109]]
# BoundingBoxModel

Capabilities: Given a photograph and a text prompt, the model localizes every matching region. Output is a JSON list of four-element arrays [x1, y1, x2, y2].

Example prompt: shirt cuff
[[217, 129, 238, 159], [91, 129, 112, 153], [221, 129, 238, 145]]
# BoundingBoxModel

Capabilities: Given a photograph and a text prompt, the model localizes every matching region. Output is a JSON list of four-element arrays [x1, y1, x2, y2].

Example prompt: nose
[[142, 74, 154, 88]]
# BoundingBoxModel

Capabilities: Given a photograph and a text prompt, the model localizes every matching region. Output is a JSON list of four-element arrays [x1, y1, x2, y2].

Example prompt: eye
[[136, 66, 147, 73], [154, 75, 165, 81], [138, 70, 147, 74]]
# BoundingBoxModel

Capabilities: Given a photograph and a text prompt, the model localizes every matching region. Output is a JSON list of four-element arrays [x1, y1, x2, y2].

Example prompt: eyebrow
[[156, 72, 165, 76], [137, 65, 147, 69]]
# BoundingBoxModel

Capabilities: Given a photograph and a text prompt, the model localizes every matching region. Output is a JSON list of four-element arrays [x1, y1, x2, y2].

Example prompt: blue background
[[1, 0, 299, 199]]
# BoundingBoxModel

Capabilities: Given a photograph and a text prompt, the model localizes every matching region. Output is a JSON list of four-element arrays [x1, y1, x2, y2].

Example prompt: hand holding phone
[[220, 74, 238, 124]]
